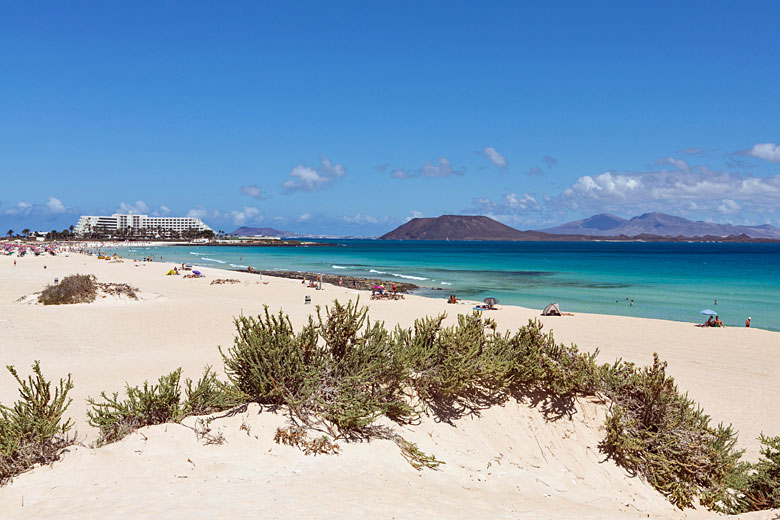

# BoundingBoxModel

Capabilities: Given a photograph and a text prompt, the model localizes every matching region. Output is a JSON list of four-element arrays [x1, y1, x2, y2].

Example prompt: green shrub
[[87, 367, 243, 446], [600, 354, 744, 509], [184, 366, 247, 416], [0, 362, 74, 485], [220, 300, 416, 437], [38, 274, 98, 305], [220, 308, 319, 406], [217, 302, 777, 508], [87, 369, 185, 445], [732, 435, 780, 512]]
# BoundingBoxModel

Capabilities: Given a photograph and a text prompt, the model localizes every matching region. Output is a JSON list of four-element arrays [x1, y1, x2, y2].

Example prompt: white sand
[[0, 252, 778, 519]]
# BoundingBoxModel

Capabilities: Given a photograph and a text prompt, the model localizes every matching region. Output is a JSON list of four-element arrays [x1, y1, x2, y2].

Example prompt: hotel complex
[[74, 213, 212, 237]]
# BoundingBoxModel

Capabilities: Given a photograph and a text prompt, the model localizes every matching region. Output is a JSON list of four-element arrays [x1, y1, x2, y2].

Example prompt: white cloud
[[240, 185, 263, 199], [3, 199, 72, 217], [658, 157, 691, 173], [417, 157, 464, 178], [4, 201, 33, 216], [298, 212, 311, 222], [283, 156, 346, 193], [404, 210, 424, 222], [230, 207, 261, 226], [746, 143, 780, 163], [482, 147, 508, 169], [342, 213, 392, 225], [471, 192, 540, 216], [504, 193, 539, 210], [556, 163, 780, 218], [718, 199, 740, 214], [46, 197, 68, 214], [118, 200, 171, 217], [390, 168, 412, 179], [186, 208, 209, 219], [567, 172, 643, 199], [118, 200, 150, 214]]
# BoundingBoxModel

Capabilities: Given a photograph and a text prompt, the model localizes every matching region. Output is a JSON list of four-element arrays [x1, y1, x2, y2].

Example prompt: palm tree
[[21, 228, 30, 238], [6, 229, 13, 237]]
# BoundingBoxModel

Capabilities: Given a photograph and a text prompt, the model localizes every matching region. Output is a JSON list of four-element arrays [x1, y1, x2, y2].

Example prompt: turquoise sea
[[110, 241, 780, 332]]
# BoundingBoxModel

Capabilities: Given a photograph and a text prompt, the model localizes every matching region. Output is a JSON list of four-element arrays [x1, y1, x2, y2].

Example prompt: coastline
[[1, 251, 776, 454], [1, 251, 778, 519], [90, 239, 780, 333]]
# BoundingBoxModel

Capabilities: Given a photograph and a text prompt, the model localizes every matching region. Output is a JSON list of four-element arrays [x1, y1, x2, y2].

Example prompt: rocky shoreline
[[238, 269, 419, 293]]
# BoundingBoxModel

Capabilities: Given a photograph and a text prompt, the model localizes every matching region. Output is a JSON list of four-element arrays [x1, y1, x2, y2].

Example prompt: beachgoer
[[392, 282, 396, 295], [714, 299, 718, 306], [714, 315, 725, 327], [630, 299, 634, 307], [339, 278, 342, 287], [706, 316, 714, 327], [746, 317, 751, 328], [353, 280, 357, 289]]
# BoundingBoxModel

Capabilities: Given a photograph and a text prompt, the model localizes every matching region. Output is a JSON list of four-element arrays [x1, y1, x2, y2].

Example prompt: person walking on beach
[[392, 282, 396, 296]]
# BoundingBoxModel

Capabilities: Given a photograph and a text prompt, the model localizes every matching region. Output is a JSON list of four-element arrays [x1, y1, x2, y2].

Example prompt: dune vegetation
[[2, 300, 778, 512]]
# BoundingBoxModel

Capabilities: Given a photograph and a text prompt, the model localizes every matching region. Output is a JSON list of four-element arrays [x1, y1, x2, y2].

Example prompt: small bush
[[87, 369, 185, 446], [600, 354, 744, 509], [184, 366, 247, 416], [732, 435, 780, 512], [0, 362, 74, 485], [220, 300, 416, 437], [220, 308, 319, 406], [38, 274, 97, 305], [87, 367, 241, 446]]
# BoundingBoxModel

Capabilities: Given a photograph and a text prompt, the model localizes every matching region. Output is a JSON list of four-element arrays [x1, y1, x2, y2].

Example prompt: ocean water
[[110, 240, 780, 331]]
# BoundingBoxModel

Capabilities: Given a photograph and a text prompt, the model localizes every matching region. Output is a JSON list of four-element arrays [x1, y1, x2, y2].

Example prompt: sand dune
[[1, 253, 778, 518]]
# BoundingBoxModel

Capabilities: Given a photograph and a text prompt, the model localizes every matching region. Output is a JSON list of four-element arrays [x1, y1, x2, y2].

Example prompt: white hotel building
[[75, 214, 212, 237]]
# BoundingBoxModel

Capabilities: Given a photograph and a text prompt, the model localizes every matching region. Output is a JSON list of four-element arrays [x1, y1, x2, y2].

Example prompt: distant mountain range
[[232, 226, 299, 238], [379, 214, 780, 242], [541, 212, 780, 239]]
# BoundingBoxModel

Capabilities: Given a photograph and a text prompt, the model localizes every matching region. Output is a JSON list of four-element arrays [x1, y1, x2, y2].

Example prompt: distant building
[[75, 214, 212, 237]]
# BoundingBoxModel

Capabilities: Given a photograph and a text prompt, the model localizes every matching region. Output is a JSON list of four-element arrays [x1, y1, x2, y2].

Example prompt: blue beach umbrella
[[699, 309, 716, 315]]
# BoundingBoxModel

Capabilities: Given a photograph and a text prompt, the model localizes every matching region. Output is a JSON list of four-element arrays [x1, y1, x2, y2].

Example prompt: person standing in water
[[746, 317, 751, 327]]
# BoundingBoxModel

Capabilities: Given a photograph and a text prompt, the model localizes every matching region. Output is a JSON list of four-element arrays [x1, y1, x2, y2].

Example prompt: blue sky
[[2, 1, 779, 235]]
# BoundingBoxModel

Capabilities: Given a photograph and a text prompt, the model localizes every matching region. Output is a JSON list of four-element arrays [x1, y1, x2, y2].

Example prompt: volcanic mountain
[[232, 226, 299, 238], [541, 212, 780, 239], [379, 215, 547, 241]]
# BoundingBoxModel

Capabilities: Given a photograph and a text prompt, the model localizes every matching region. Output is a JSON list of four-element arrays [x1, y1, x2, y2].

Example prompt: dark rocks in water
[[242, 269, 418, 293]]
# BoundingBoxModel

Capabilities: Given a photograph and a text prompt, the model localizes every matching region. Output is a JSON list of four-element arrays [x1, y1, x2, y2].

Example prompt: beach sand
[[1, 252, 778, 519]]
